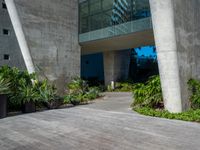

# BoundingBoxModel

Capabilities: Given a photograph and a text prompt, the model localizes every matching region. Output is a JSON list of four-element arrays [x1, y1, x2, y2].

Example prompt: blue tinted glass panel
[[79, 0, 151, 34]]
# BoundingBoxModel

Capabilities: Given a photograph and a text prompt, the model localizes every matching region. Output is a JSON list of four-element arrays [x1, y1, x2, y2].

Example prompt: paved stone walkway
[[0, 92, 200, 150]]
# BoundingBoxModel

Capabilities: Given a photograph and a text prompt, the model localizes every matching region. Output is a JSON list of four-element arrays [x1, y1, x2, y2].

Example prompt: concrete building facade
[[150, 0, 200, 112], [0, 0, 25, 69], [4, 0, 80, 93], [0, 0, 199, 112]]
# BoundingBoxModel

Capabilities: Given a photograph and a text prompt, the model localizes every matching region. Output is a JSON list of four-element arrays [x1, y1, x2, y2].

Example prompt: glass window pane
[[101, 10, 113, 28], [80, 1, 89, 17], [79, 0, 151, 33], [113, 0, 132, 24], [90, 14, 102, 31], [80, 16, 89, 33], [102, 0, 113, 11], [90, 0, 101, 14], [133, 0, 151, 19]]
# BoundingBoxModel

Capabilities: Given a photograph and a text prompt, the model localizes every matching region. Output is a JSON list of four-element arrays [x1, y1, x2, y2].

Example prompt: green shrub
[[0, 66, 35, 90], [0, 66, 36, 111], [64, 77, 100, 105], [17, 80, 40, 104], [84, 87, 100, 100], [188, 79, 200, 109], [0, 74, 10, 95], [116, 82, 134, 92], [0, 66, 61, 110], [107, 82, 134, 92], [0, 66, 100, 110], [35, 80, 62, 109], [67, 77, 88, 94], [132, 76, 200, 122], [132, 75, 163, 108], [64, 94, 83, 105], [134, 107, 200, 122]]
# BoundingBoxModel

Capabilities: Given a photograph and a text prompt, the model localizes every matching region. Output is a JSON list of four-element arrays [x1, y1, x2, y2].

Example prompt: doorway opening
[[81, 45, 159, 86]]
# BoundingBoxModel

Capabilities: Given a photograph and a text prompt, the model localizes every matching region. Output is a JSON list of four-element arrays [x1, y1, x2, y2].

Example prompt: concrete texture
[[6, 0, 81, 93], [0, 0, 25, 69], [103, 50, 131, 85], [81, 29, 154, 55], [80, 17, 154, 55], [150, 0, 200, 112], [5, 0, 35, 73], [1, 0, 200, 113], [173, 0, 200, 111], [0, 92, 200, 150], [82, 92, 133, 113], [150, 0, 183, 113]]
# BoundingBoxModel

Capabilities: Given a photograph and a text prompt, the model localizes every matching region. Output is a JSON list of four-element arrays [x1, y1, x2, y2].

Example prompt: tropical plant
[[35, 80, 62, 109], [107, 82, 134, 92], [0, 66, 63, 111], [134, 107, 200, 122], [64, 78, 100, 105], [67, 77, 88, 94], [35, 80, 56, 101], [0, 75, 10, 95], [116, 82, 134, 92], [84, 87, 100, 100], [18, 85, 39, 104], [64, 93, 83, 105], [132, 75, 163, 108], [0, 66, 36, 110], [188, 79, 200, 109], [0, 66, 35, 91]]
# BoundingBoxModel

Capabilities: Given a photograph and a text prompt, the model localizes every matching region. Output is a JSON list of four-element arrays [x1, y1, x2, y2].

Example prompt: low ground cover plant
[[0, 74, 10, 95], [134, 107, 200, 122], [0, 66, 36, 111], [188, 79, 200, 109], [0, 74, 11, 118], [132, 75, 200, 122], [107, 82, 135, 92], [0, 66, 101, 117], [64, 77, 100, 105], [0, 66, 60, 112], [132, 75, 163, 108], [35, 80, 63, 109]]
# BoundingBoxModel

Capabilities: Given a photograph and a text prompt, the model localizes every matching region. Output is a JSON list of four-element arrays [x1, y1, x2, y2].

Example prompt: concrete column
[[103, 50, 130, 86], [150, 0, 200, 113], [150, 0, 183, 113], [5, 0, 35, 73], [5, 0, 80, 93]]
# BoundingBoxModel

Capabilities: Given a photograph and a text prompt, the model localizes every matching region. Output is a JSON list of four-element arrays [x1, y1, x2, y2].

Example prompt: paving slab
[[0, 92, 200, 150], [81, 92, 133, 113]]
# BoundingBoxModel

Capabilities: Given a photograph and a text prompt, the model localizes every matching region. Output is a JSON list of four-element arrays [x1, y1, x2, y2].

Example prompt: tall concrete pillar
[[5, 0, 35, 73], [103, 50, 130, 85], [5, 0, 80, 93], [150, 0, 200, 112]]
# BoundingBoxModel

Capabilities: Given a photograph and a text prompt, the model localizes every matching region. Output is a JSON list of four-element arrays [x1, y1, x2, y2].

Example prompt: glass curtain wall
[[79, 0, 150, 34]]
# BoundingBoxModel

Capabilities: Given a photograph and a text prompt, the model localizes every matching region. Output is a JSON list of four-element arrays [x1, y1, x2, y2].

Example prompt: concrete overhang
[[79, 17, 155, 55], [80, 29, 154, 55]]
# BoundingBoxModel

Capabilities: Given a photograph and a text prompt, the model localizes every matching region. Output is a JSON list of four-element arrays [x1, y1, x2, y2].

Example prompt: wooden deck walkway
[[0, 92, 200, 150]]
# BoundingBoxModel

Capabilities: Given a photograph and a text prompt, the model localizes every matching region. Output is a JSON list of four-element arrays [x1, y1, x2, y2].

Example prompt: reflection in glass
[[102, 0, 113, 10], [90, 0, 101, 14], [79, 0, 151, 34]]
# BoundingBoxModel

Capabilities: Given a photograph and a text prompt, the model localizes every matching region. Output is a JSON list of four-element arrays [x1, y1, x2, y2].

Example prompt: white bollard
[[111, 81, 115, 90]]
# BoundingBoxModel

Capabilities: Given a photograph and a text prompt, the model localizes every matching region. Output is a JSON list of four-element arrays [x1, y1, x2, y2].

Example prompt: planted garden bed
[[0, 66, 101, 119], [132, 75, 200, 122]]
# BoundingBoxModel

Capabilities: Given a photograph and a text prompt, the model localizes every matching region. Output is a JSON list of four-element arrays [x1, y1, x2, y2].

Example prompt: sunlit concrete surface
[[0, 92, 200, 150]]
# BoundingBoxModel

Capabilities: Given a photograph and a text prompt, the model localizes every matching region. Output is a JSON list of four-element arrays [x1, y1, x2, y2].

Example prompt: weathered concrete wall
[[173, 0, 200, 110], [6, 0, 80, 93], [0, 0, 25, 69], [150, 0, 200, 112], [103, 50, 130, 85]]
